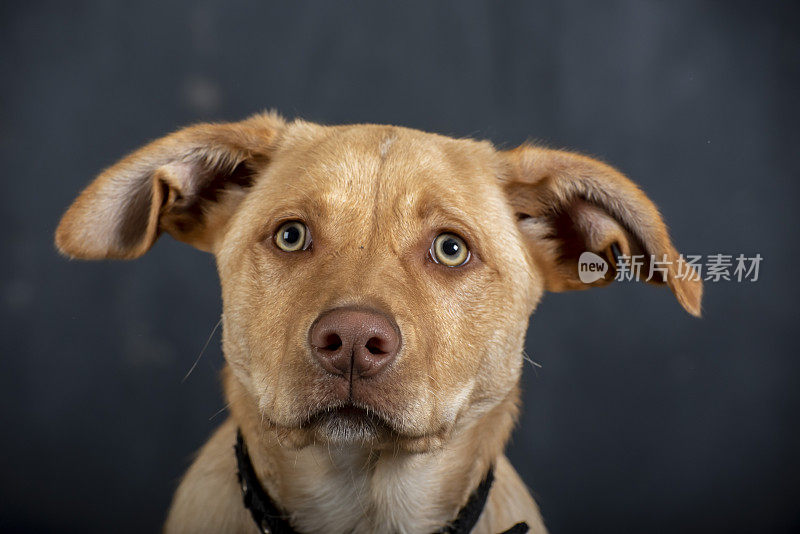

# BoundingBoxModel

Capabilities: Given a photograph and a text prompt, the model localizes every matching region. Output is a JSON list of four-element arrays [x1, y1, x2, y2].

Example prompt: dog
[[55, 112, 702, 533]]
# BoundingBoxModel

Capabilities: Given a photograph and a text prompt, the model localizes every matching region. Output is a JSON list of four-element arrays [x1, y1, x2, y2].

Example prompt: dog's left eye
[[275, 221, 311, 252], [430, 233, 470, 267]]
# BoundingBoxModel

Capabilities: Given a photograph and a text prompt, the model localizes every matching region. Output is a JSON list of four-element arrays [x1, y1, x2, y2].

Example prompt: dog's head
[[56, 113, 701, 452]]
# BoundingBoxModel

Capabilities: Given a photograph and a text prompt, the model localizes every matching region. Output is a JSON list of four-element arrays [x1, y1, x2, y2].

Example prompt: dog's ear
[[500, 144, 702, 317], [55, 112, 285, 259]]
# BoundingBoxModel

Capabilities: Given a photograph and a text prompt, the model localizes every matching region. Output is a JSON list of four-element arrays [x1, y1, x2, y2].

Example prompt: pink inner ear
[[160, 161, 196, 189], [552, 198, 636, 263], [156, 158, 257, 249], [547, 197, 663, 285], [567, 199, 634, 256]]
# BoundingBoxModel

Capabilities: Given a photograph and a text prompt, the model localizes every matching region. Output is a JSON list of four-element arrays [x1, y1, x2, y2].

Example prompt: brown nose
[[309, 307, 400, 379]]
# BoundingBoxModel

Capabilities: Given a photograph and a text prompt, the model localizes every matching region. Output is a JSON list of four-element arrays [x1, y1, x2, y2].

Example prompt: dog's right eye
[[275, 221, 311, 252], [430, 233, 470, 267]]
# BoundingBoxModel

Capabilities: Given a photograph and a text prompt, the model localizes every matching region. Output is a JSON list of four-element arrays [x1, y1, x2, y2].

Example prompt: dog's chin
[[308, 405, 388, 446]]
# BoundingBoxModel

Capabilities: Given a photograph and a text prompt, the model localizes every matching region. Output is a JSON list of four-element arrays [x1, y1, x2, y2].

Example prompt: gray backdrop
[[1, 1, 798, 532]]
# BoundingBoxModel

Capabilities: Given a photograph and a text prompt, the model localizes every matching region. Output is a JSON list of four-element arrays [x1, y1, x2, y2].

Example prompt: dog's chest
[[281, 448, 444, 534]]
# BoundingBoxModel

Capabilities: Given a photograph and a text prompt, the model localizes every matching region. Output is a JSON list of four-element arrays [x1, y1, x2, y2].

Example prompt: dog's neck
[[224, 368, 518, 534]]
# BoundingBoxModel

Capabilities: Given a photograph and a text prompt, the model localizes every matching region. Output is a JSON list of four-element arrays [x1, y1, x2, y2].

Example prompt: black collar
[[235, 429, 529, 534]]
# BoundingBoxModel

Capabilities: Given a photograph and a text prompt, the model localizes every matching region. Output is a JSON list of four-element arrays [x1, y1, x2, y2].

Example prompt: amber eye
[[275, 221, 310, 252], [431, 233, 470, 267]]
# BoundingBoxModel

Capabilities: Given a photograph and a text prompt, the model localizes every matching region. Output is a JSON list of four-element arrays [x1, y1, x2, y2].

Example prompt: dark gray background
[[1, 1, 798, 532]]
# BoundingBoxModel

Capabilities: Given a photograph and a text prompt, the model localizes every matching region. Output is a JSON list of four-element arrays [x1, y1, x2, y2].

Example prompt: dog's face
[[216, 123, 537, 450], [56, 113, 702, 452]]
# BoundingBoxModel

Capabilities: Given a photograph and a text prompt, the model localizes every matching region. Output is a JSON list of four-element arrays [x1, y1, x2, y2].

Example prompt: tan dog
[[55, 113, 702, 534]]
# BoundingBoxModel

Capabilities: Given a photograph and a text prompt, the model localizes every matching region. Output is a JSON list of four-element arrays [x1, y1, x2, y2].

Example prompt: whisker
[[522, 349, 543, 375], [208, 403, 230, 421], [182, 317, 223, 383]]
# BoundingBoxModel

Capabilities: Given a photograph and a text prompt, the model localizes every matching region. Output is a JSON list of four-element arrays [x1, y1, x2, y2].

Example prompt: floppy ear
[[55, 112, 285, 259], [500, 144, 703, 317]]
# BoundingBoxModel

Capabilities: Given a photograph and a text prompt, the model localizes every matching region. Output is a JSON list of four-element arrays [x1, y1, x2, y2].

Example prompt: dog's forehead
[[265, 122, 505, 220]]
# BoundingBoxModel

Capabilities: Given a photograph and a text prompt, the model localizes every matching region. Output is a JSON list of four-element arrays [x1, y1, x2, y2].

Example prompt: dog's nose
[[309, 307, 400, 379]]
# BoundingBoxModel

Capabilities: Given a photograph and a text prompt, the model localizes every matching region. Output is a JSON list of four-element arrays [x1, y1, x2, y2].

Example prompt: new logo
[[578, 251, 608, 283]]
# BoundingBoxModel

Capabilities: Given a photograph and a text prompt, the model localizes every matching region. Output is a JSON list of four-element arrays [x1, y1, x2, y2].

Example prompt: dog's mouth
[[328, 404, 375, 420], [260, 398, 451, 451]]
